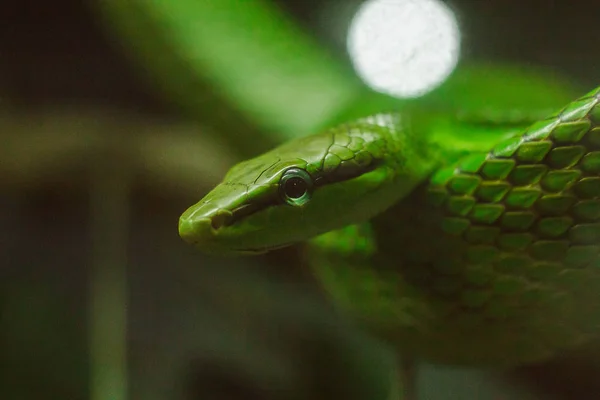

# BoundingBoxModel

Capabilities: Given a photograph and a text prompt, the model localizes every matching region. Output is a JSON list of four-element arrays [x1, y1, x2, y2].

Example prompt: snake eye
[[279, 168, 313, 206]]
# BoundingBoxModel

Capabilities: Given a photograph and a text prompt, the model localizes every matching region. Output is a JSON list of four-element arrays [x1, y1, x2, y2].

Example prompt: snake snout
[[178, 205, 234, 246], [178, 215, 213, 245]]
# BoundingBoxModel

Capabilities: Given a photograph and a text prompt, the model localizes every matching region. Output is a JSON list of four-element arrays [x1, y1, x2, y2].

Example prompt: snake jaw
[[178, 206, 279, 254], [179, 209, 295, 254]]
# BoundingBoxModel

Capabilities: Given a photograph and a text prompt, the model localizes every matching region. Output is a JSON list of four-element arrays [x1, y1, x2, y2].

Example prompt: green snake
[[179, 87, 600, 368]]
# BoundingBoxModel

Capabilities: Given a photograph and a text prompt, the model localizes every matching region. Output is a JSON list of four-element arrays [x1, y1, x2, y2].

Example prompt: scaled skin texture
[[181, 88, 600, 366]]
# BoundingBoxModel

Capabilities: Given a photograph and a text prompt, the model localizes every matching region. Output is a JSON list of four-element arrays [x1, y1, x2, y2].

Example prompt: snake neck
[[351, 111, 446, 193]]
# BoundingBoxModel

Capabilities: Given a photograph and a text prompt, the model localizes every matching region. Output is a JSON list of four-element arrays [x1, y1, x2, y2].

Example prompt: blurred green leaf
[[94, 0, 366, 156]]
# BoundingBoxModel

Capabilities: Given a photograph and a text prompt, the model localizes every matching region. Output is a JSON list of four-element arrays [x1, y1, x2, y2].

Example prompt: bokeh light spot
[[347, 0, 461, 98]]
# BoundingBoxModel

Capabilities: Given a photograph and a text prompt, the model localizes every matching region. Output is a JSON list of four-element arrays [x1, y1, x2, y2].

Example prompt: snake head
[[179, 116, 428, 254]]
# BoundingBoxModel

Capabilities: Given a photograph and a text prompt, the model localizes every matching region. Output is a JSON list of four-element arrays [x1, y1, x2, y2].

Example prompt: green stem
[[89, 152, 130, 400]]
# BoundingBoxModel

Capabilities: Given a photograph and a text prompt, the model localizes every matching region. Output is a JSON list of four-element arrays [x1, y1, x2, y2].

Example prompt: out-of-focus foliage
[[94, 1, 582, 160], [94, 0, 367, 156]]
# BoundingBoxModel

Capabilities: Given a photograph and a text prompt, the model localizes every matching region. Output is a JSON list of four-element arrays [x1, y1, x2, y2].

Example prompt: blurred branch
[[0, 108, 237, 195]]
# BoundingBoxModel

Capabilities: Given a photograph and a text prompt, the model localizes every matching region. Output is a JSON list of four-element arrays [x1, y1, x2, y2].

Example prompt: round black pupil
[[284, 177, 307, 199]]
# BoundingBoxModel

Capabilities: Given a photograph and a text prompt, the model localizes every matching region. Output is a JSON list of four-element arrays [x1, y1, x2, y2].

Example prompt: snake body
[[180, 87, 600, 367]]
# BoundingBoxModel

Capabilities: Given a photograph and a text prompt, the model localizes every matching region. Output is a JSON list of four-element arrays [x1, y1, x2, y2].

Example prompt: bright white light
[[347, 0, 460, 98]]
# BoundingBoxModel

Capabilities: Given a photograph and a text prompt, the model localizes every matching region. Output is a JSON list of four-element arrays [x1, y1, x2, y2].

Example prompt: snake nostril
[[210, 211, 231, 230]]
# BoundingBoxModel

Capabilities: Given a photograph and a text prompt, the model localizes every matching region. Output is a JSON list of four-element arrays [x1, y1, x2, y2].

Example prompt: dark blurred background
[[1, 1, 598, 399]]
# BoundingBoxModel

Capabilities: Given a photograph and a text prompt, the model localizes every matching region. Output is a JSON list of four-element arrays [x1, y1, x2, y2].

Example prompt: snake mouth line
[[215, 198, 279, 230]]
